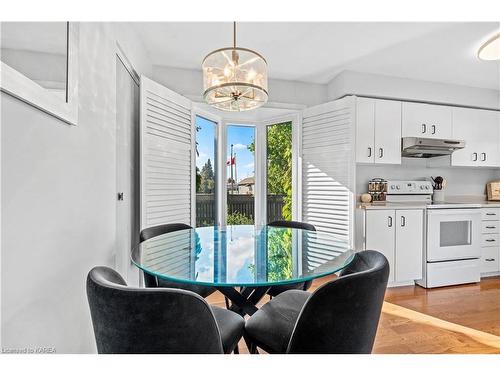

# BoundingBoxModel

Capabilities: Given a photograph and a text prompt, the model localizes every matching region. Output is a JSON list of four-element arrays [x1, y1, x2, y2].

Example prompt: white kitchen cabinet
[[451, 107, 499, 167], [356, 98, 401, 164], [402, 102, 452, 139], [365, 209, 424, 284], [355, 98, 375, 163], [365, 210, 395, 282], [395, 210, 424, 281], [480, 208, 500, 275]]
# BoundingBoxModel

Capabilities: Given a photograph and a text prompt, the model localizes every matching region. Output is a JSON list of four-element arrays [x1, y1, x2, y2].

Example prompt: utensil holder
[[433, 190, 445, 202]]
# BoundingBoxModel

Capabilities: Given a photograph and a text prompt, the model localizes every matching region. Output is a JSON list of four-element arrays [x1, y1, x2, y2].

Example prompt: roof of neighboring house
[[238, 176, 255, 186]]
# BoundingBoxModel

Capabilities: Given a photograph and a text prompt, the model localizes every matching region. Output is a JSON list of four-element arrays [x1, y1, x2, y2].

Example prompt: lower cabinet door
[[365, 210, 395, 282], [395, 210, 424, 282]]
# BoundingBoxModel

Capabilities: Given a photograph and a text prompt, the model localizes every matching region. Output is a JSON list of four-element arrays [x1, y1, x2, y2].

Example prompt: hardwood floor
[[206, 275, 500, 354]]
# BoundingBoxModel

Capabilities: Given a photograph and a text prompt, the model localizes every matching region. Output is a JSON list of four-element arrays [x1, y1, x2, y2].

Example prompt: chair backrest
[[139, 223, 192, 242], [139, 223, 193, 287], [268, 220, 316, 232], [86, 266, 223, 354], [286, 250, 389, 354]]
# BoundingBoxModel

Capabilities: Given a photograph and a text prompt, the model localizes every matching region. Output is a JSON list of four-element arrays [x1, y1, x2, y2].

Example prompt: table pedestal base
[[216, 286, 270, 316]]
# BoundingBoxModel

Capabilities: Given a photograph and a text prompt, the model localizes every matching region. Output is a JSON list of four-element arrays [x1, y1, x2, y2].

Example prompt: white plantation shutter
[[301, 96, 356, 248], [140, 76, 193, 230]]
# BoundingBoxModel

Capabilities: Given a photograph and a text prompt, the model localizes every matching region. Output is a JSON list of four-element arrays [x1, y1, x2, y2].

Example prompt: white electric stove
[[385, 180, 481, 288]]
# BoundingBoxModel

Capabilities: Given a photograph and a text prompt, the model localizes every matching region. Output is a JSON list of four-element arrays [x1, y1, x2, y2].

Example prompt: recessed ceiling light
[[478, 32, 500, 61]]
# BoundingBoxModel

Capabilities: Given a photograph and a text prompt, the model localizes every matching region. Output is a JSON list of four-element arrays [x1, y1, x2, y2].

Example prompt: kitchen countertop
[[358, 195, 500, 210], [358, 202, 428, 210]]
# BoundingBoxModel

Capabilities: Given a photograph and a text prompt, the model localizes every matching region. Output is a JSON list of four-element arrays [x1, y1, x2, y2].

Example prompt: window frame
[[192, 107, 301, 228], [261, 113, 301, 224], [192, 105, 222, 227]]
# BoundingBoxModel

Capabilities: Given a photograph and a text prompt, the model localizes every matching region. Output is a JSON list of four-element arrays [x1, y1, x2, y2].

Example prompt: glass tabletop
[[131, 225, 355, 287]]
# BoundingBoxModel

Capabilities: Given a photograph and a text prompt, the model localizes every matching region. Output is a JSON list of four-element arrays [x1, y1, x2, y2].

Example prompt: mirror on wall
[[0, 22, 78, 125], [1, 22, 69, 101]]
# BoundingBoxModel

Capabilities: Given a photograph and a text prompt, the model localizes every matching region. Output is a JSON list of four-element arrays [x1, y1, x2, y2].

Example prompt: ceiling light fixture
[[478, 32, 500, 61], [202, 22, 268, 111]]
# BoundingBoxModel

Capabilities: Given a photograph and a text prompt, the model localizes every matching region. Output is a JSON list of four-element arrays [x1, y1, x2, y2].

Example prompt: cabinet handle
[[401, 216, 406, 227], [379, 148, 384, 158], [486, 213, 497, 216], [472, 152, 478, 161], [486, 226, 496, 229], [481, 153, 486, 162], [485, 258, 496, 262], [388, 216, 393, 228], [485, 239, 496, 242], [431, 125, 436, 134], [421, 124, 426, 133], [368, 147, 372, 157]]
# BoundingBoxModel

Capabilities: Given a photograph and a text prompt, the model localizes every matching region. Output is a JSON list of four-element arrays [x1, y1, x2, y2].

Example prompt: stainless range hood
[[402, 137, 465, 158]]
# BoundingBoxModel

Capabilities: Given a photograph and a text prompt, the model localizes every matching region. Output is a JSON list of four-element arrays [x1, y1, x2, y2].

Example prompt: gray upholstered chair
[[266, 220, 316, 297], [86, 266, 244, 354], [244, 250, 389, 354], [140, 223, 216, 298]]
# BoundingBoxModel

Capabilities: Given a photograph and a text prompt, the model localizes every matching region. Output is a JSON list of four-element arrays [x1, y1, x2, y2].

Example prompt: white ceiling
[[133, 22, 500, 90]]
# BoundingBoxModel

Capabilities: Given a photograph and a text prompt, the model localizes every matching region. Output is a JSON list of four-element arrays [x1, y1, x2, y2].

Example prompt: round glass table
[[132, 225, 355, 316]]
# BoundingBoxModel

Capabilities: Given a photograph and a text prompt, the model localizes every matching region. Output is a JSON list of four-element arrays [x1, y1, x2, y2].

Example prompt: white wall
[[1, 22, 151, 353], [328, 70, 500, 110], [356, 158, 500, 198], [152, 65, 327, 107]]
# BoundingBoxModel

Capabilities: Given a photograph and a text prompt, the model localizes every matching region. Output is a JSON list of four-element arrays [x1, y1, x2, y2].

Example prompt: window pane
[[227, 125, 255, 225], [195, 116, 217, 227], [267, 121, 292, 222]]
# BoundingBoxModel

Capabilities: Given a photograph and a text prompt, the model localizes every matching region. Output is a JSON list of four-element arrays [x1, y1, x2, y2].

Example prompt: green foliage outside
[[198, 159, 215, 194], [266, 122, 293, 221], [247, 121, 292, 221], [227, 211, 253, 225], [249, 122, 294, 281]]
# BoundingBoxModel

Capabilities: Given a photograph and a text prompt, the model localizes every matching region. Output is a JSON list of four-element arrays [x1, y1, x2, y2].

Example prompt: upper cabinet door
[[374, 99, 401, 165], [452, 107, 499, 167], [402, 102, 452, 139], [355, 97, 375, 163]]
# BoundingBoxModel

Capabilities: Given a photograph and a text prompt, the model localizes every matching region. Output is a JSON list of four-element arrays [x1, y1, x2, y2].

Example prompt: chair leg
[[225, 296, 230, 309], [243, 333, 259, 354], [233, 345, 239, 354]]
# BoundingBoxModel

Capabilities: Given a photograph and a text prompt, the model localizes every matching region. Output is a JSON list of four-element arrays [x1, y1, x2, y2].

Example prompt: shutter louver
[[140, 76, 193, 230], [301, 97, 356, 255]]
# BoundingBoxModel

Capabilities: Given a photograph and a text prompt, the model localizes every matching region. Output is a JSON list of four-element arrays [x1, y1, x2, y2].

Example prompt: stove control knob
[[396, 185, 400, 190], [420, 185, 425, 190], [391, 185, 395, 189], [425, 186, 429, 190]]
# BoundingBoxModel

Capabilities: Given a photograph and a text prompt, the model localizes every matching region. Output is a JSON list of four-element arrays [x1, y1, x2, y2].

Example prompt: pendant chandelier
[[202, 22, 268, 111]]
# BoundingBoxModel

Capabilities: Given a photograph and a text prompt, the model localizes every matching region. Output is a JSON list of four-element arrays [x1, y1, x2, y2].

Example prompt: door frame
[[114, 45, 140, 284]]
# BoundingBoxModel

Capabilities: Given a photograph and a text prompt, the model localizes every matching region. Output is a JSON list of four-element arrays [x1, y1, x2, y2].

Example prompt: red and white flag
[[226, 156, 236, 166]]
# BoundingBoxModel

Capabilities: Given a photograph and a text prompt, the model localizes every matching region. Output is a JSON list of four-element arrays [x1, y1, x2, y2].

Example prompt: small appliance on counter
[[367, 178, 387, 202], [431, 176, 447, 202], [487, 180, 500, 201]]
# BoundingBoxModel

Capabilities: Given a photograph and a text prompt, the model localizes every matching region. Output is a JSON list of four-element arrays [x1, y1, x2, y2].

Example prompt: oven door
[[427, 209, 481, 262]]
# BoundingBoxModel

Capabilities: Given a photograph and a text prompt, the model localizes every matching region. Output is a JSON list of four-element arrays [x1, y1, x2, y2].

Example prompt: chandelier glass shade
[[202, 24, 268, 111]]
